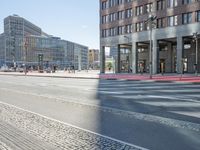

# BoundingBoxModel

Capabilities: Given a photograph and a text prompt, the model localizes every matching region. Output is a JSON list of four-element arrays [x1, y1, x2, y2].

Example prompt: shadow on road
[[95, 79, 200, 150]]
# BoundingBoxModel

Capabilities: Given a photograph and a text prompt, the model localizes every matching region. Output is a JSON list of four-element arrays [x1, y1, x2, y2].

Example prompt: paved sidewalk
[[1, 71, 200, 83], [0, 70, 99, 79], [0, 141, 12, 150], [0, 120, 57, 150], [100, 73, 200, 83], [0, 102, 146, 150]]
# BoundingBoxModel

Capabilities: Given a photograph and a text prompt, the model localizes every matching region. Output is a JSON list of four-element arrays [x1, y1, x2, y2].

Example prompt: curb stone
[[0, 73, 200, 84]]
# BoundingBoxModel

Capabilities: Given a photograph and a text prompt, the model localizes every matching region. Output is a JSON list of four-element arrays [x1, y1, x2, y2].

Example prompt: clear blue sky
[[0, 0, 99, 49]]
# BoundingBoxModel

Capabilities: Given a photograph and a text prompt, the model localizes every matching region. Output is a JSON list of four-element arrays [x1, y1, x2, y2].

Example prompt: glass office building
[[0, 15, 88, 70]]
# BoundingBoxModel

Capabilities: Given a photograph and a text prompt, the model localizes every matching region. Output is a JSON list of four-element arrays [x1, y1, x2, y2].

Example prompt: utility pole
[[4, 35, 7, 66], [12, 36, 16, 71], [124, 36, 131, 73], [145, 15, 157, 79], [149, 22, 153, 79], [193, 32, 199, 76], [24, 36, 28, 75]]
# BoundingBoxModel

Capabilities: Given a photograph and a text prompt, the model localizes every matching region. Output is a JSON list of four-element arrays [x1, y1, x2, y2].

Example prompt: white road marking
[[0, 87, 200, 132], [98, 91, 124, 94], [147, 95, 200, 103], [158, 89, 200, 92], [137, 101, 200, 107], [169, 111, 200, 119]]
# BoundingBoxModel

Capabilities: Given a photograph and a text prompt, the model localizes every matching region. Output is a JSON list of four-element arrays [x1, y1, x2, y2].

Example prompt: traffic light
[[38, 54, 43, 63], [38, 54, 44, 72]]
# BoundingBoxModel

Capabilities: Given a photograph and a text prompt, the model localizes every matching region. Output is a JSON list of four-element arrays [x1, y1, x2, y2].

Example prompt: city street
[[0, 75, 200, 150]]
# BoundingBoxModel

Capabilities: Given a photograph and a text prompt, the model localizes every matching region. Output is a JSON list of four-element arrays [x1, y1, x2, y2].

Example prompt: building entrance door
[[120, 48, 131, 73]]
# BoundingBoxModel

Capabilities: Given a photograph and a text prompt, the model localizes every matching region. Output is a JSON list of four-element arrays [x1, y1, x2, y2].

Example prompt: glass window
[[196, 11, 200, 22], [125, 9, 133, 18], [125, 24, 132, 33], [157, 0, 165, 10], [135, 22, 143, 32], [157, 18, 165, 28], [118, 11, 125, 20], [168, 15, 178, 26], [182, 0, 192, 4], [146, 3, 153, 13], [182, 12, 192, 24], [136, 6, 143, 16], [168, 0, 178, 7], [118, 26, 125, 35]]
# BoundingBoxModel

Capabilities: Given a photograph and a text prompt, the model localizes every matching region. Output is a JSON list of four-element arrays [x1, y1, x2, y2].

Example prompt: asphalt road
[[0, 75, 200, 150]]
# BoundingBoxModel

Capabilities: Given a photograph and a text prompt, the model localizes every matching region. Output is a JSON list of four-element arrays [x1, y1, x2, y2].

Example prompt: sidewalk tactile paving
[[0, 102, 147, 150]]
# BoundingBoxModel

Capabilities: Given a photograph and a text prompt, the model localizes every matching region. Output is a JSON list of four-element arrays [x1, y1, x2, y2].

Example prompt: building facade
[[100, 0, 200, 74], [0, 15, 88, 70], [0, 34, 5, 66], [88, 49, 100, 69]]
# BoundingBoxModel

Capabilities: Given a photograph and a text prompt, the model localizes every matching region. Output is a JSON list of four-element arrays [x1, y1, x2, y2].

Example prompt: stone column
[[131, 42, 137, 74], [152, 39, 158, 74], [177, 36, 183, 74], [198, 39, 200, 73], [116, 45, 121, 73], [167, 42, 173, 73], [100, 46, 105, 74]]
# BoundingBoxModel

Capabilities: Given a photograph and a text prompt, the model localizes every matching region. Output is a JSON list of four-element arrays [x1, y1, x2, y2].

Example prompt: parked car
[[0, 65, 11, 72], [44, 67, 51, 73], [16, 67, 24, 73]]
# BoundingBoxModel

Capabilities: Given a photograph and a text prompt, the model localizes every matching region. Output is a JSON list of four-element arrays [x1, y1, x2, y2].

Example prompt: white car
[[16, 67, 24, 73], [0, 65, 9, 72]]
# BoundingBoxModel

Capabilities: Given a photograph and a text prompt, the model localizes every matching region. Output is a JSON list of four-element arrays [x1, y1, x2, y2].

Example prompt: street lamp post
[[145, 15, 157, 79], [12, 36, 16, 72], [149, 23, 153, 79], [112, 56, 116, 73], [193, 32, 199, 76], [24, 36, 28, 75], [4, 36, 7, 65], [124, 36, 131, 73]]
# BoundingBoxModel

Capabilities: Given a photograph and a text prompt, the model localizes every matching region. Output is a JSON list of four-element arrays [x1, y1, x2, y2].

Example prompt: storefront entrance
[[120, 48, 131, 73]]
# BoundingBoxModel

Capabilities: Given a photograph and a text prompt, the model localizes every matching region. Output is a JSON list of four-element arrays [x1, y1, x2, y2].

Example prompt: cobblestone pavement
[[0, 102, 147, 150], [0, 141, 12, 150], [0, 120, 57, 150]]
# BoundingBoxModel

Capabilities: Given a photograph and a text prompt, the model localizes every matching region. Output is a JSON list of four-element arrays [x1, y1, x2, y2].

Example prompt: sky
[[0, 0, 100, 49]]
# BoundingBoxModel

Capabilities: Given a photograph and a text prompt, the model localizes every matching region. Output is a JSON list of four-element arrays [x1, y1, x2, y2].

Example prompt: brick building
[[100, 0, 200, 74]]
